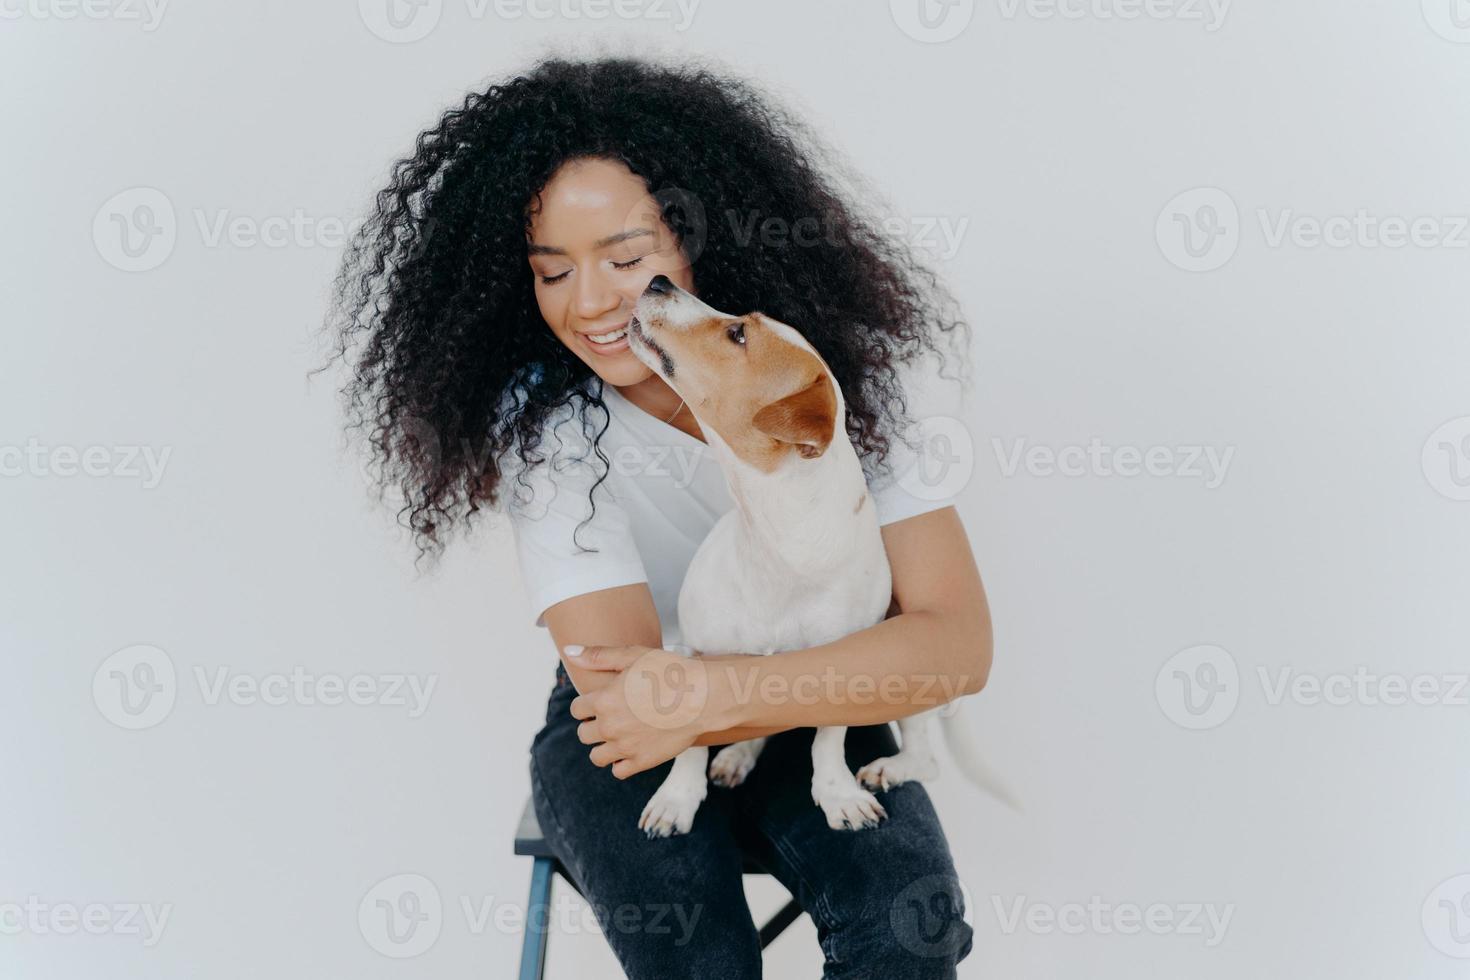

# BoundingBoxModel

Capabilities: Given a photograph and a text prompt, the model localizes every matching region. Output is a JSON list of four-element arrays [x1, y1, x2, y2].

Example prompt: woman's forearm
[[701, 607, 992, 735]]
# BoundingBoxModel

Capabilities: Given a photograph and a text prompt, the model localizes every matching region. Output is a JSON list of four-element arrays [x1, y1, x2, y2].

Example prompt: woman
[[325, 52, 992, 979]]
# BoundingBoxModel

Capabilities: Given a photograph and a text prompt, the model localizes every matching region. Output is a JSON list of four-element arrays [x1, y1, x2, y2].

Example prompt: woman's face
[[526, 157, 697, 387]]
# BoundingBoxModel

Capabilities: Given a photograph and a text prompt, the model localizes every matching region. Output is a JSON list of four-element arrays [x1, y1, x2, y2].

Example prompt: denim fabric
[[529, 663, 974, 979]]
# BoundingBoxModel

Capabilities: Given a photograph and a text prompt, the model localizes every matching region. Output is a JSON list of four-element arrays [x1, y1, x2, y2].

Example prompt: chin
[[585, 359, 654, 388]]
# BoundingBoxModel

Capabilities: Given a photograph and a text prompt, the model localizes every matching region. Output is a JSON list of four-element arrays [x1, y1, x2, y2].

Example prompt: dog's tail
[[938, 709, 1024, 812]]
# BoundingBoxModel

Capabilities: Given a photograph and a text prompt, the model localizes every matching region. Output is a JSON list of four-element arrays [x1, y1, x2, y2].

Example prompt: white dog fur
[[623, 276, 1012, 836]]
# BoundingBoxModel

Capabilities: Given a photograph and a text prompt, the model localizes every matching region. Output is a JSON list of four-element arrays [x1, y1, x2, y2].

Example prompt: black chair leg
[[758, 897, 804, 949], [518, 857, 555, 980]]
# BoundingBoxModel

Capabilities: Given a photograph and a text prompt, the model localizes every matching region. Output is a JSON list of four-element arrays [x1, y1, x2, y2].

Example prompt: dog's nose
[[644, 275, 674, 296]]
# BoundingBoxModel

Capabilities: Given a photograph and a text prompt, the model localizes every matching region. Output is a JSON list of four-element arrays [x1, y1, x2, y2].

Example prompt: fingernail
[[563, 645, 584, 657]]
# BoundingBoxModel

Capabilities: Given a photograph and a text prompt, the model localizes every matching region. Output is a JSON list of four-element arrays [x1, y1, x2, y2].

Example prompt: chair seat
[[514, 796, 558, 857]]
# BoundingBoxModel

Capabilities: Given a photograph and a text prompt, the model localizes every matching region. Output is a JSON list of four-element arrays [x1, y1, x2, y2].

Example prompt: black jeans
[[529, 663, 974, 979]]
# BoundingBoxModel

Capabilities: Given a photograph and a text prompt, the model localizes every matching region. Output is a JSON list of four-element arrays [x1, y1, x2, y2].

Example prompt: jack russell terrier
[[622, 274, 1013, 837]]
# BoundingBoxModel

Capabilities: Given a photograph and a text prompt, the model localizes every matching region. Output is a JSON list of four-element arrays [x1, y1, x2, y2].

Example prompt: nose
[[644, 275, 674, 296]]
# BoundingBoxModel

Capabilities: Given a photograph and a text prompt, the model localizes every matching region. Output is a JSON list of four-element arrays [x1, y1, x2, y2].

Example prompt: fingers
[[564, 644, 615, 670], [563, 644, 648, 672], [569, 695, 595, 720], [589, 742, 622, 768]]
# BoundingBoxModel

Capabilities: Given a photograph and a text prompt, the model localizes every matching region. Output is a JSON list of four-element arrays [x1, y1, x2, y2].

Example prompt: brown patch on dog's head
[[628, 278, 840, 474]]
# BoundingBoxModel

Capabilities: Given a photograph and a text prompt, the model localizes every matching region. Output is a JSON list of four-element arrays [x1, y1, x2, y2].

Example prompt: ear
[[752, 374, 837, 459]]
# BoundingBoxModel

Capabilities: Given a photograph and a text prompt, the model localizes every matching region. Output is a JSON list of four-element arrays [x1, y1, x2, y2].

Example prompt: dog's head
[[627, 275, 839, 473]]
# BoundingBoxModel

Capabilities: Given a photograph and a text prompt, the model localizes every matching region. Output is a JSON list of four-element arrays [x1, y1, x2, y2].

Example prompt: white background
[[3, 1, 1469, 977]]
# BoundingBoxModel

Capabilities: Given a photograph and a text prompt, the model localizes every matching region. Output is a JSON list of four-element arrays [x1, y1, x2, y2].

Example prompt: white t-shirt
[[504, 376, 958, 647]]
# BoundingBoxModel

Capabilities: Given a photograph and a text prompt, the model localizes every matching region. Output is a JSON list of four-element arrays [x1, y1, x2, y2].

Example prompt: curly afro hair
[[318, 50, 972, 566]]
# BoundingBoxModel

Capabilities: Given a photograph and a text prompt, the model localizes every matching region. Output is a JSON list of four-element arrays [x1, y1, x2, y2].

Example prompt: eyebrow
[[526, 227, 654, 257]]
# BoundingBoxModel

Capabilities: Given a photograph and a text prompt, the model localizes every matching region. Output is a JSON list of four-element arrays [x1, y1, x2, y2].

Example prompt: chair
[[515, 796, 805, 979]]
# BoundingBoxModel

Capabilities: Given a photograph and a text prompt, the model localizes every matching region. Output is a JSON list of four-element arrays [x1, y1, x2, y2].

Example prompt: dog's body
[[624, 275, 999, 837]]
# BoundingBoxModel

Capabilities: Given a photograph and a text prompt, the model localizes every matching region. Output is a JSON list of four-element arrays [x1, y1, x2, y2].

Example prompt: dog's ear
[[752, 374, 837, 460]]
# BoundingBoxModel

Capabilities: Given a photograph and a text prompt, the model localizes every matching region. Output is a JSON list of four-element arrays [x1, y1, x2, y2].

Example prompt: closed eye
[[538, 255, 647, 286]]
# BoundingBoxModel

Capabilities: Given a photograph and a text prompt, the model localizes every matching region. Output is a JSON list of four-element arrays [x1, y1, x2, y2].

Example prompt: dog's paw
[[812, 780, 887, 831], [857, 753, 940, 792], [638, 783, 707, 838], [709, 743, 759, 788]]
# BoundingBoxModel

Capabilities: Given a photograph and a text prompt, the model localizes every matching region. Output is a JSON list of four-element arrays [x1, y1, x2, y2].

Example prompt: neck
[[695, 404, 874, 578], [613, 377, 685, 428]]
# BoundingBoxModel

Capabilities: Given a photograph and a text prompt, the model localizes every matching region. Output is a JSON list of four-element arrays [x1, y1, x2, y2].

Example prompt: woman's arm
[[686, 594, 903, 744], [543, 582, 666, 697], [569, 507, 994, 776], [693, 506, 991, 738]]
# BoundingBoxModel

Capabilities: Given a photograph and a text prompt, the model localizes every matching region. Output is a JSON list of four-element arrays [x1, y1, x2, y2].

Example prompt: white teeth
[[587, 327, 628, 344]]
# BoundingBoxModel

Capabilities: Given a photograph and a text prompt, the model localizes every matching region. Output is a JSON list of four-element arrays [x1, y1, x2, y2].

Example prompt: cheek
[[532, 284, 566, 331]]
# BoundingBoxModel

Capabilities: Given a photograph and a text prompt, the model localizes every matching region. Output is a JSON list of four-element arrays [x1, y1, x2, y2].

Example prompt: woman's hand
[[565, 644, 743, 779]]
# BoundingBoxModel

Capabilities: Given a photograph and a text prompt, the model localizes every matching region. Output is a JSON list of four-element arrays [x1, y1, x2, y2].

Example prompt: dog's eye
[[727, 322, 745, 346]]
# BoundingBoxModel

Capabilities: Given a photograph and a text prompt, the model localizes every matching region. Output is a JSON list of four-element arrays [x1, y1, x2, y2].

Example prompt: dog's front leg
[[810, 726, 886, 830], [638, 746, 709, 838], [709, 737, 766, 787], [856, 709, 941, 791]]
